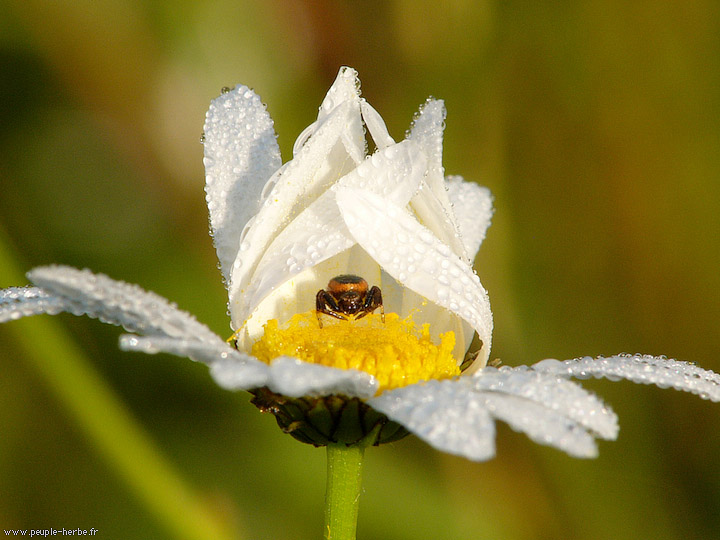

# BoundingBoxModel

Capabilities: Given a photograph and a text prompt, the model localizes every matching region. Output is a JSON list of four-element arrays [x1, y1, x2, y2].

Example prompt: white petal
[[360, 100, 395, 149], [533, 354, 720, 402], [368, 380, 497, 461], [408, 99, 446, 199], [471, 367, 618, 440], [407, 100, 467, 260], [292, 120, 320, 157], [334, 141, 427, 201], [294, 67, 365, 163], [197, 339, 379, 400], [370, 368, 616, 461], [409, 181, 467, 261], [337, 188, 493, 366], [232, 140, 427, 330], [479, 392, 599, 458], [228, 99, 363, 317], [208, 354, 272, 391], [118, 334, 250, 366], [446, 176, 494, 260], [266, 357, 378, 398], [203, 85, 281, 284], [318, 67, 361, 121], [233, 190, 352, 328], [0, 287, 71, 322], [27, 266, 220, 343]]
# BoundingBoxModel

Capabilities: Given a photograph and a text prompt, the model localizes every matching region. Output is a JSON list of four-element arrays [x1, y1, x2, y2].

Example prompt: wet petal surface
[[204, 84, 281, 283], [337, 188, 493, 365], [27, 266, 219, 342], [533, 354, 720, 402]]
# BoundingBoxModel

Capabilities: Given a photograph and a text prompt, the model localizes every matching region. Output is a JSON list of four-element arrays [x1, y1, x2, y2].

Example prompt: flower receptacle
[[250, 388, 409, 447]]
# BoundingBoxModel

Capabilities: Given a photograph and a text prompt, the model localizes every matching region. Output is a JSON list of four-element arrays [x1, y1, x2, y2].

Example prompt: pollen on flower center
[[251, 312, 459, 392]]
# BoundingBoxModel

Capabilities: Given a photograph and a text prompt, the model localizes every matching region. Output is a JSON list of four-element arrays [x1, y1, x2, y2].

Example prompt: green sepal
[[249, 387, 409, 447]]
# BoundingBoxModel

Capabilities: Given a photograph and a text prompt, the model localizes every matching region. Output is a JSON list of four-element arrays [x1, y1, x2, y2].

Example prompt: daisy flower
[[2, 67, 718, 539]]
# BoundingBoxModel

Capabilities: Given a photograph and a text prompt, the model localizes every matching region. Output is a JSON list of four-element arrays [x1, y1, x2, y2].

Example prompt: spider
[[315, 274, 384, 328]]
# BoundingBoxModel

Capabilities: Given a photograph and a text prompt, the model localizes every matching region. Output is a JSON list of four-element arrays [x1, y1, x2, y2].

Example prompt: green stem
[[324, 444, 366, 540]]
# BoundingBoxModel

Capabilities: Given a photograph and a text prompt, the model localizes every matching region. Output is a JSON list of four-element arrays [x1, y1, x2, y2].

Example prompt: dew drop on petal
[[437, 243, 452, 257], [419, 230, 434, 244]]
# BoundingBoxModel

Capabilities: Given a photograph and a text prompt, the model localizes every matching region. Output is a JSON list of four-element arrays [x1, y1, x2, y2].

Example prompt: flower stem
[[324, 443, 366, 540]]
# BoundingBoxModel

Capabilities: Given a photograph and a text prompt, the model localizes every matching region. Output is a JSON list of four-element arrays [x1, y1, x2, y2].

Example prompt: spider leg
[[316, 290, 346, 327], [364, 286, 384, 323]]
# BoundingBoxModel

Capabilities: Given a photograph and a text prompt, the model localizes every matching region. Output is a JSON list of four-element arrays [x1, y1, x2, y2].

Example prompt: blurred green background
[[1, 1, 719, 539]]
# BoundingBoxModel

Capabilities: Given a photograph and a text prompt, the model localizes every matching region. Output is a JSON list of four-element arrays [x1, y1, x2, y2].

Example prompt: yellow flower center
[[251, 311, 459, 393]]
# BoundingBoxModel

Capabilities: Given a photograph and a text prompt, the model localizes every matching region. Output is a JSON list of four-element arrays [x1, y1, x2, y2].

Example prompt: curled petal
[[368, 380, 497, 461], [446, 176, 494, 261], [234, 140, 428, 341], [533, 354, 720, 402], [234, 189, 353, 331], [407, 99, 466, 260], [229, 98, 363, 319], [203, 84, 282, 284], [243, 140, 426, 308], [27, 266, 220, 342], [409, 180, 467, 262], [337, 188, 493, 366], [408, 99, 446, 201], [318, 67, 361, 121], [294, 66, 365, 162], [361, 100, 395, 149]]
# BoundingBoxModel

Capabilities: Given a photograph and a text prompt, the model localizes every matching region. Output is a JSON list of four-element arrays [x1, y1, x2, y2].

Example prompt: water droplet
[[221, 86, 232, 94], [419, 230, 434, 244]]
